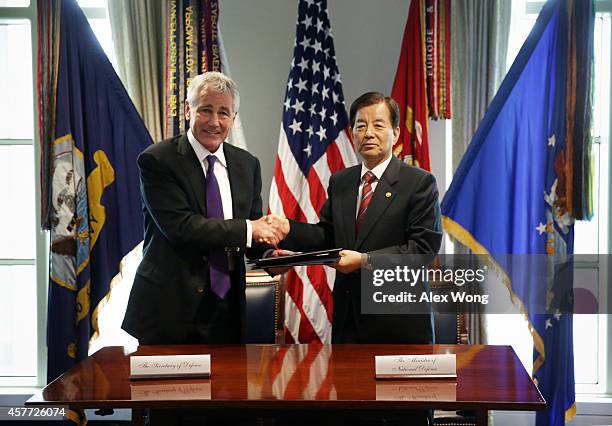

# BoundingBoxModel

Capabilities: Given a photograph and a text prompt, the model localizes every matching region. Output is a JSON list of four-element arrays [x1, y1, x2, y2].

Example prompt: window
[[0, 22, 33, 139], [0, 3, 39, 387], [572, 9, 610, 395], [0, 0, 30, 7], [0, 0, 116, 387]]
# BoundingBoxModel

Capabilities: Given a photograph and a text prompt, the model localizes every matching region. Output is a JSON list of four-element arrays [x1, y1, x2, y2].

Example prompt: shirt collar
[[187, 129, 228, 170], [360, 153, 393, 182]]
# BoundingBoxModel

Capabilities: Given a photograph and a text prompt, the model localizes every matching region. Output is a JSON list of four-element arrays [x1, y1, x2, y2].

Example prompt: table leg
[[475, 409, 489, 426], [132, 408, 146, 426]]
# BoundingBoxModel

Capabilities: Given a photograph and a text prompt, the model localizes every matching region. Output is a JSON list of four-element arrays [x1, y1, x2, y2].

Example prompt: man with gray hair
[[123, 71, 285, 344]]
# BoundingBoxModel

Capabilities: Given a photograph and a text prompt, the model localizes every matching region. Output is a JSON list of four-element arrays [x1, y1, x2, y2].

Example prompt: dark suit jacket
[[122, 134, 268, 344], [284, 156, 442, 343]]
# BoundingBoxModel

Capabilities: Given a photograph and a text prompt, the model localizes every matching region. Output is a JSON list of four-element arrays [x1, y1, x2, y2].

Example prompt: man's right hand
[[252, 214, 290, 246], [266, 214, 290, 235]]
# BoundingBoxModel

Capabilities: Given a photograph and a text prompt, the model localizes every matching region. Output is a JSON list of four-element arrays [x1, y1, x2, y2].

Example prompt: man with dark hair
[[349, 91, 401, 129], [275, 91, 442, 344]]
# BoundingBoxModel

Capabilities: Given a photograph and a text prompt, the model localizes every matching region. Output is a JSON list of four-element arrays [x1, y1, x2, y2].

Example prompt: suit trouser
[[147, 287, 242, 425], [332, 302, 431, 426], [185, 286, 241, 344]]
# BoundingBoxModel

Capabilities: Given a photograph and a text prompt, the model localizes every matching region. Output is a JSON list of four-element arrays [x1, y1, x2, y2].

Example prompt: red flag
[[391, 0, 431, 171], [443, 0, 452, 118]]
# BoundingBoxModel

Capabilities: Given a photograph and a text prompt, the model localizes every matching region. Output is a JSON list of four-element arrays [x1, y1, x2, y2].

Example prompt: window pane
[[0, 145, 36, 259], [487, 313, 534, 373], [592, 14, 610, 142], [0, 265, 37, 377], [506, 3, 537, 70], [576, 13, 611, 256], [574, 315, 599, 384], [0, 23, 33, 139], [574, 142, 600, 254], [0, 0, 30, 6], [88, 18, 117, 68], [77, 0, 105, 7]]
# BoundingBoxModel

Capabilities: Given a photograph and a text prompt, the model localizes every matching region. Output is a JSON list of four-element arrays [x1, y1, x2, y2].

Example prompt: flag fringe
[[441, 215, 546, 377], [89, 242, 143, 345], [66, 407, 86, 425], [565, 401, 577, 422]]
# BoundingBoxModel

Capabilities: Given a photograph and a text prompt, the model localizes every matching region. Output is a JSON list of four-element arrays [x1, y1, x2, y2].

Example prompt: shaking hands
[[252, 214, 290, 247], [252, 215, 365, 276]]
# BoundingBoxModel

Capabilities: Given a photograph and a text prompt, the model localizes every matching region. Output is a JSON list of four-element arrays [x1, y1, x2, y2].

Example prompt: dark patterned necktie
[[206, 155, 231, 299], [356, 171, 376, 233]]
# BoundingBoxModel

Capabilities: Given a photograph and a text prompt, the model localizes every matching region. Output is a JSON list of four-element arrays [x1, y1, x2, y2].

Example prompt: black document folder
[[249, 248, 342, 269]]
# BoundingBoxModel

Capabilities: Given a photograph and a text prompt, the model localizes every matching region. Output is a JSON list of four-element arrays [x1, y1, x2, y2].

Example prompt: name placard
[[375, 354, 456, 379], [130, 355, 211, 380], [130, 381, 212, 400]]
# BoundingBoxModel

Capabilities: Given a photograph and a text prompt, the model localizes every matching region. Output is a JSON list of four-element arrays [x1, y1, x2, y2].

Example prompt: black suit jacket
[[284, 156, 442, 343], [122, 134, 268, 344]]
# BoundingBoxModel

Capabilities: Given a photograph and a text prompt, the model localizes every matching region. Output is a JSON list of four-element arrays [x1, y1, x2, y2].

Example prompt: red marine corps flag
[[391, 0, 451, 171]]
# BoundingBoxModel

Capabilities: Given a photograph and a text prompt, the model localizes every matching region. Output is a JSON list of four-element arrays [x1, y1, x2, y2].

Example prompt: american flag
[[269, 0, 357, 343]]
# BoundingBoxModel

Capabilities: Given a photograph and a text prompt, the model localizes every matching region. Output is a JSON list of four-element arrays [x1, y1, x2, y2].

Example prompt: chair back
[[245, 271, 283, 343], [431, 280, 469, 344]]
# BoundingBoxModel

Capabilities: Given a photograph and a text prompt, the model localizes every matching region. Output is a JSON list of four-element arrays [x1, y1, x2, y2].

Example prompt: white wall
[[220, 0, 447, 208]]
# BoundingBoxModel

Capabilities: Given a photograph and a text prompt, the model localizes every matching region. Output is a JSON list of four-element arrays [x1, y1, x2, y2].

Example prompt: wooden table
[[27, 344, 545, 425]]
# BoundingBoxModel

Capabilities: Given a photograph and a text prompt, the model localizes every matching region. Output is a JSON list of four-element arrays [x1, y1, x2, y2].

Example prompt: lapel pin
[[385, 192, 392, 198]]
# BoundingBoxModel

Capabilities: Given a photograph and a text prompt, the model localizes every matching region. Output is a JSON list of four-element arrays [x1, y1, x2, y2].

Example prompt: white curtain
[[108, 0, 164, 142]]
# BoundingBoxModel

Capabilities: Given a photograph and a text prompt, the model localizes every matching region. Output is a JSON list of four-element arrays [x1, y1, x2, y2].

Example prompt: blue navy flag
[[268, 0, 357, 343], [40, 0, 153, 384], [441, 0, 593, 425]]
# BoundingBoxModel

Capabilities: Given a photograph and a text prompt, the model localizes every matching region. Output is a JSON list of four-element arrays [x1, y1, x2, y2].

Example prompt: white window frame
[[0, 2, 46, 389]]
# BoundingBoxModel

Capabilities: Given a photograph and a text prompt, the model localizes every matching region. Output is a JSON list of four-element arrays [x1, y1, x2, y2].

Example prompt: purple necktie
[[206, 155, 231, 299]]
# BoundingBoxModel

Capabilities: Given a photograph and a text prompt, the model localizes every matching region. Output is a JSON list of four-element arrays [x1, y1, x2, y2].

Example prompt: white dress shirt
[[356, 154, 393, 216], [187, 129, 252, 247]]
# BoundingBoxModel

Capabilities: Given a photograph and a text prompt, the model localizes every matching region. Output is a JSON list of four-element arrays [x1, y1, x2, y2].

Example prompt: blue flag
[[43, 0, 153, 383], [441, 0, 593, 424]]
